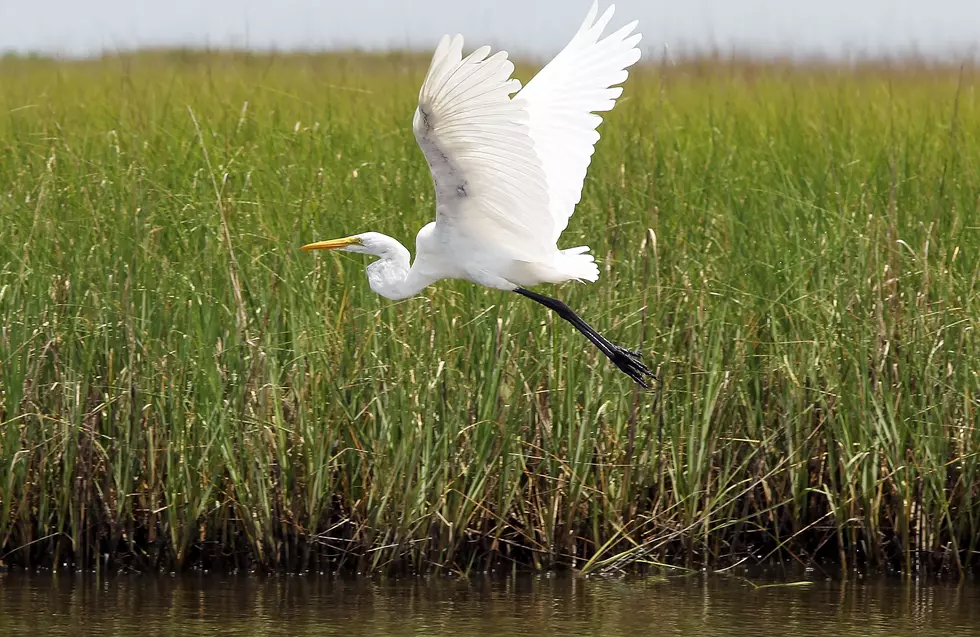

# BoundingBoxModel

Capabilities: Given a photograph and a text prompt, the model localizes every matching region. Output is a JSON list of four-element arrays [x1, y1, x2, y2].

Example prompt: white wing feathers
[[413, 2, 641, 261], [413, 35, 553, 258], [520, 2, 642, 243]]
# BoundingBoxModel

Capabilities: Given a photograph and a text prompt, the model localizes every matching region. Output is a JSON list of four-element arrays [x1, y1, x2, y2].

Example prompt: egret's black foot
[[513, 287, 658, 390], [608, 344, 657, 389]]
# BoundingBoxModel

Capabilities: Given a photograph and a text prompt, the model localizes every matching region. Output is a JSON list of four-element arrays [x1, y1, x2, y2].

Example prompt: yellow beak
[[300, 236, 362, 251]]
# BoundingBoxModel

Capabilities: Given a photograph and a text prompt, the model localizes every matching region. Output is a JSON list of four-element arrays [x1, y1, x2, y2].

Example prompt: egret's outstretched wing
[[519, 1, 642, 243], [413, 35, 553, 259]]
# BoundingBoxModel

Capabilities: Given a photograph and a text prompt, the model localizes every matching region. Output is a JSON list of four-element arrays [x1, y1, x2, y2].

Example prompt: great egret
[[303, 1, 655, 388]]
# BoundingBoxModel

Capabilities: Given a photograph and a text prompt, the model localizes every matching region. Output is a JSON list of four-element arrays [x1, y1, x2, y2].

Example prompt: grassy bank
[[0, 51, 977, 575]]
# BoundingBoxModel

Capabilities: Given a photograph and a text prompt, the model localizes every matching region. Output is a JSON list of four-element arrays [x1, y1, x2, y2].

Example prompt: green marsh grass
[[0, 52, 978, 574]]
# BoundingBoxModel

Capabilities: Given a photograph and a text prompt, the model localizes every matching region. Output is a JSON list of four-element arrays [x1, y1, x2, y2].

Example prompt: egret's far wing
[[518, 1, 642, 244], [413, 35, 553, 258]]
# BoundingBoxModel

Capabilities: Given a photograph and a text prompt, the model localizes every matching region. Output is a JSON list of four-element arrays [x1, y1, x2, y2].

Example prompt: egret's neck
[[363, 235, 431, 300]]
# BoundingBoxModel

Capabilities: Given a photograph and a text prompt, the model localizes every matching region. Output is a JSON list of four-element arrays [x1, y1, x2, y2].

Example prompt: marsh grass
[[0, 51, 977, 574]]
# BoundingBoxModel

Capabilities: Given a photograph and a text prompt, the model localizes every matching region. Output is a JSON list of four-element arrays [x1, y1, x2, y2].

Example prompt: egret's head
[[301, 231, 416, 300], [301, 232, 393, 257]]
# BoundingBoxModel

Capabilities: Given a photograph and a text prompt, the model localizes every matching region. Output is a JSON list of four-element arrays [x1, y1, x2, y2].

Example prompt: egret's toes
[[608, 344, 657, 389]]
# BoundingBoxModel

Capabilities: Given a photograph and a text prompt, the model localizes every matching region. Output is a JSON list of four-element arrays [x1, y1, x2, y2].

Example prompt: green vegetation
[[0, 51, 977, 575]]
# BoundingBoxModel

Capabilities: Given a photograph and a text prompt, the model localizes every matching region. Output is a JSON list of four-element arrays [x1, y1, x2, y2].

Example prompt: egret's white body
[[304, 2, 654, 386]]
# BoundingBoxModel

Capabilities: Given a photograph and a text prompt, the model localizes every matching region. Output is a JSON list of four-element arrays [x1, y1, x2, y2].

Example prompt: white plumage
[[520, 2, 642, 244], [410, 0, 641, 291], [303, 2, 655, 387]]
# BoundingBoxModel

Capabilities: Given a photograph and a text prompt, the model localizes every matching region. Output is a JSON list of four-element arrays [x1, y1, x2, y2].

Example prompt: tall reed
[[0, 51, 977, 574]]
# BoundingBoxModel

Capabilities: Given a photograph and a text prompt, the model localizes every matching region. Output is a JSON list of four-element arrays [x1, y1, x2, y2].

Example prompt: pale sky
[[1, 0, 978, 61]]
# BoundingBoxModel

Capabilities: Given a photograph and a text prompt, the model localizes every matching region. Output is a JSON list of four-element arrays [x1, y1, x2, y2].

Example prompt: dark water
[[2, 572, 979, 636]]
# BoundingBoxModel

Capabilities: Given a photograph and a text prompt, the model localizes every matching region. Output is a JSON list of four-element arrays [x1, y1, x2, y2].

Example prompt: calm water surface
[[1, 571, 979, 636]]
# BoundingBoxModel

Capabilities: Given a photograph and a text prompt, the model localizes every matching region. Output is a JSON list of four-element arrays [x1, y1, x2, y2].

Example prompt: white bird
[[302, 1, 654, 387]]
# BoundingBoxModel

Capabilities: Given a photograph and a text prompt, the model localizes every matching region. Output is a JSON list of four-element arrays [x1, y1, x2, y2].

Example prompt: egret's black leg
[[514, 288, 657, 388]]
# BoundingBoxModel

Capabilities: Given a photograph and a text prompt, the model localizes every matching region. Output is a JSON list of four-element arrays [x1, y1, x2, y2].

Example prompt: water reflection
[[1, 572, 978, 636]]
